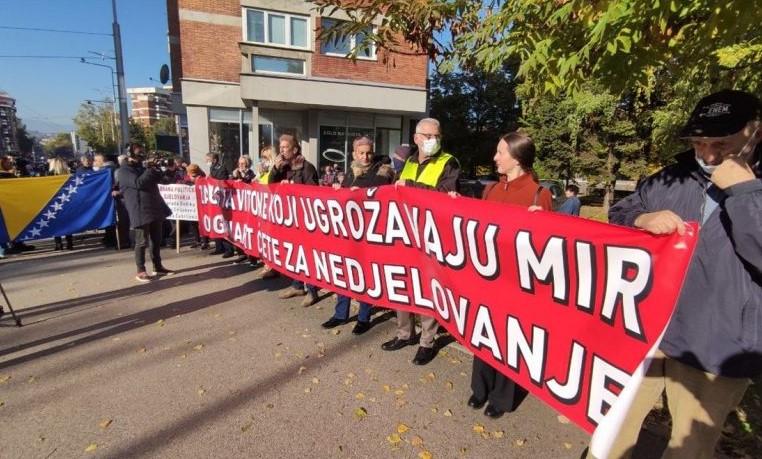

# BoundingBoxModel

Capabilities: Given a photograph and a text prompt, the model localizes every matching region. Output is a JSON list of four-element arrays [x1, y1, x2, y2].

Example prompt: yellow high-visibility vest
[[259, 171, 270, 184], [399, 152, 455, 187]]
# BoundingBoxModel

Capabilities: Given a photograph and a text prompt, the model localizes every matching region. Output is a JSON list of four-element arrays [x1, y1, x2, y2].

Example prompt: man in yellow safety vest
[[381, 117, 461, 366]]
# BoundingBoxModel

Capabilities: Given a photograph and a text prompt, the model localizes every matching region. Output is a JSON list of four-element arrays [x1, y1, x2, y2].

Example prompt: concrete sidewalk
[[0, 239, 589, 458]]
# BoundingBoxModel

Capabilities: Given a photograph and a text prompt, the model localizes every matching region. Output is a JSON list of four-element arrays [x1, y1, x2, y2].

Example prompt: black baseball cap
[[680, 89, 761, 138]]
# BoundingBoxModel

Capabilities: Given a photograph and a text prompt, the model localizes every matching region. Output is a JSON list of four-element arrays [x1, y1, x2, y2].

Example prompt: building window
[[244, 8, 309, 49], [320, 18, 376, 60], [252, 55, 305, 75], [209, 108, 251, 172]]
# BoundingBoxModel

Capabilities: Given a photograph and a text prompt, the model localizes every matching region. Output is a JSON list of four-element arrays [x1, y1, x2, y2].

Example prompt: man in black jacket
[[266, 133, 321, 306], [205, 153, 234, 256], [116, 145, 174, 282], [320, 136, 394, 334], [590, 90, 762, 458]]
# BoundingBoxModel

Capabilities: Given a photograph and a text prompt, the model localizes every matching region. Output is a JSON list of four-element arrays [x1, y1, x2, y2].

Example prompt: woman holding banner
[[465, 132, 552, 418]]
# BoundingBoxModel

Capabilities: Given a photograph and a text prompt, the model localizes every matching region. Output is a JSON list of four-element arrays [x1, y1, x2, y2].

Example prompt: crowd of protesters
[[179, 90, 762, 458], [2, 88, 760, 458]]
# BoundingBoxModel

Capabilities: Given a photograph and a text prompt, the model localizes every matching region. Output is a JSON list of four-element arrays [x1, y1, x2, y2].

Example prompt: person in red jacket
[[464, 132, 552, 418]]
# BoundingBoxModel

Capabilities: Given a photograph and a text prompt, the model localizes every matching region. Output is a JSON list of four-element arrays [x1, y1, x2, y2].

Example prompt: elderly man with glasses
[[381, 117, 461, 366]]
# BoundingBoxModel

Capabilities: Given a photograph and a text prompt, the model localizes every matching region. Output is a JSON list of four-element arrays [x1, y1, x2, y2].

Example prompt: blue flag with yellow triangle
[[0, 170, 115, 244]]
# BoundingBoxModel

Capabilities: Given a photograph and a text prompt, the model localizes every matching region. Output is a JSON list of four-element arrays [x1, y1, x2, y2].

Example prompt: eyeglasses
[[416, 132, 441, 139]]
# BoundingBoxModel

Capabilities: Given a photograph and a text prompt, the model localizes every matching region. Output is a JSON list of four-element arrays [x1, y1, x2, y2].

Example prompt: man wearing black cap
[[590, 90, 762, 458], [116, 144, 175, 282]]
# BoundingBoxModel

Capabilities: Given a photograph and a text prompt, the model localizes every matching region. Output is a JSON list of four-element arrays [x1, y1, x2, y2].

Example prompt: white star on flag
[[28, 227, 41, 238], [43, 209, 56, 220], [60, 194, 71, 203], [74, 176, 85, 186], [37, 220, 49, 228], [52, 202, 63, 212], [65, 184, 78, 194]]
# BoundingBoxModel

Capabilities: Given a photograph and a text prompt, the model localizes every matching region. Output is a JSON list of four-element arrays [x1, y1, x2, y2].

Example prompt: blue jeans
[[291, 279, 318, 296], [334, 294, 372, 323]]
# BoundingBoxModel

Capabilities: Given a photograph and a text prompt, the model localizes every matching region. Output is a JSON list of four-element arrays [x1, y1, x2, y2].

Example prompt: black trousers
[[133, 220, 163, 273], [471, 356, 527, 412]]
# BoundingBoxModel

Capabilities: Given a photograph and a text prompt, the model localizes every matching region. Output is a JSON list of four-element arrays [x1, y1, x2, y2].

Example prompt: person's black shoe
[[467, 395, 486, 409], [200, 242, 210, 250], [321, 317, 347, 329], [221, 252, 235, 259], [189, 242, 200, 249], [352, 321, 371, 335], [209, 250, 224, 256], [381, 337, 416, 351], [233, 255, 248, 264], [484, 404, 505, 418], [152, 266, 175, 276], [54, 243, 63, 251], [66, 242, 73, 250], [412, 346, 436, 365]]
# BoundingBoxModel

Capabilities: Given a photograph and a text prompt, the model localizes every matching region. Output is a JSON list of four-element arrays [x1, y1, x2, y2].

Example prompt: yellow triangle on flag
[[0, 175, 70, 240]]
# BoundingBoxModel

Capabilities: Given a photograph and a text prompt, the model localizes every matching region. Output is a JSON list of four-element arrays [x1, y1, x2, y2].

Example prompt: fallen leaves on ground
[[473, 424, 485, 433], [445, 381, 453, 390], [84, 443, 97, 452], [383, 385, 391, 392], [137, 347, 147, 353], [331, 329, 341, 335], [156, 319, 165, 327], [355, 392, 365, 400], [411, 435, 424, 447], [557, 415, 570, 424], [443, 409, 453, 417], [304, 387, 311, 393], [298, 366, 307, 375], [0, 375, 10, 384], [564, 442, 573, 449], [394, 389, 405, 396], [515, 438, 527, 446], [492, 431, 505, 439], [27, 376, 36, 383], [354, 407, 368, 419], [386, 433, 402, 446], [312, 377, 320, 384], [197, 387, 206, 396], [397, 423, 410, 434], [99, 419, 112, 429], [193, 344, 204, 351], [418, 451, 433, 459]]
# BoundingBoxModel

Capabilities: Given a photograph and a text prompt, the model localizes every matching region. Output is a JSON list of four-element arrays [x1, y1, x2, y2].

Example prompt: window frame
[[242, 8, 311, 51], [251, 54, 306, 77], [320, 17, 377, 61]]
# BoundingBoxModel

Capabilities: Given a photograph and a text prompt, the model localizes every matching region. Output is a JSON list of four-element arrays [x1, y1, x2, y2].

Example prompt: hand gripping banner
[[196, 178, 697, 438]]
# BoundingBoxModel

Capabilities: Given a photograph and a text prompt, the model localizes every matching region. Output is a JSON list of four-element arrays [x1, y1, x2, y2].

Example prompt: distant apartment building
[[127, 86, 175, 127], [0, 90, 19, 155], [166, 0, 428, 172]]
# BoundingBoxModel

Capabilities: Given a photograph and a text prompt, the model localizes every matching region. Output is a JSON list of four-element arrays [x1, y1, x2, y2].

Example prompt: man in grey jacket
[[116, 144, 174, 282], [597, 90, 762, 458]]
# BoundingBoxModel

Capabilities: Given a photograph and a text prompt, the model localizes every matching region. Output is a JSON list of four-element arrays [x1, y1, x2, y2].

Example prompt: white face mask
[[421, 138, 440, 156], [695, 155, 717, 175], [160, 166, 167, 172], [92, 166, 101, 172], [206, 161, 212, 167]]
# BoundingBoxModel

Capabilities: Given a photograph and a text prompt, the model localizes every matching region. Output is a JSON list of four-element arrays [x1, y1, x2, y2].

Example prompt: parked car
[[538, 179, 565, 210], [459, 176, 565, 210]]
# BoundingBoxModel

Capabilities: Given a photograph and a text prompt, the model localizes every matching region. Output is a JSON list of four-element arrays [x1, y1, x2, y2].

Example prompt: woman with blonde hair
[[256, 145, 274, 184], [48, 156, 74, 250]]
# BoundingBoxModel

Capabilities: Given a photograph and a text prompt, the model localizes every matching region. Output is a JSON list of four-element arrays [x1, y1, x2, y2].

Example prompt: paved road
[[1, 237, 590, 458]]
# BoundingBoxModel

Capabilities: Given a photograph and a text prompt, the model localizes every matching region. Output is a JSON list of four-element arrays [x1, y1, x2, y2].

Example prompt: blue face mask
[[393, 158, 405, 171]]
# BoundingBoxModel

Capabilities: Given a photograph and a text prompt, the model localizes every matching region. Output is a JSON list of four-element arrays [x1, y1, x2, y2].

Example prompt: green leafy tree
[[129, 119, 156, 151], [152, 117, 177, 136], [15, 118, 35, 155], [74, 103, 118, 154], [43, 133, 73, 158], [430, 63, 521, 176]]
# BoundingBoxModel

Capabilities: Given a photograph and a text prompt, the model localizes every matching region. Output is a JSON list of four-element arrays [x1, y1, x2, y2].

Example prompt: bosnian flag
[[0, 170, 115, 244]]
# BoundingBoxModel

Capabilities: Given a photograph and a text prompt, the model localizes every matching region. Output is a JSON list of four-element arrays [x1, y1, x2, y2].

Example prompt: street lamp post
[[80, 59, 119, 150], [112, 0, 130, 150]]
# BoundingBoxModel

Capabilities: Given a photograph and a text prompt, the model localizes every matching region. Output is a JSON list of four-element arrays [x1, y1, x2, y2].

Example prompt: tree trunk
[[603, 144, 616, 215]]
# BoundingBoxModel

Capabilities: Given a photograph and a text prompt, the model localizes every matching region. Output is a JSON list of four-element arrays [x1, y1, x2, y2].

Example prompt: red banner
[[196, 178, 698, 434]]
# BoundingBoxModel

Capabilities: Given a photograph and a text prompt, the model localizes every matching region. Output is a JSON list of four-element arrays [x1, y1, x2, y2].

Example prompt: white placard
[[158, 184, 198, 221]]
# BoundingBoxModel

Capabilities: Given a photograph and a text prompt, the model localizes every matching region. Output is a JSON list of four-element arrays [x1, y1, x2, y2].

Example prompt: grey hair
[[117, 154, 128, 166], [352, 135, 374, 150], [416, 118, 440, 132], [239, 155, 252, 168]]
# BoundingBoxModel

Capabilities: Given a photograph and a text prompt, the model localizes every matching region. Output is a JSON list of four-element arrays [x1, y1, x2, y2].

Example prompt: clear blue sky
[[0, 0, 169, 133]]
